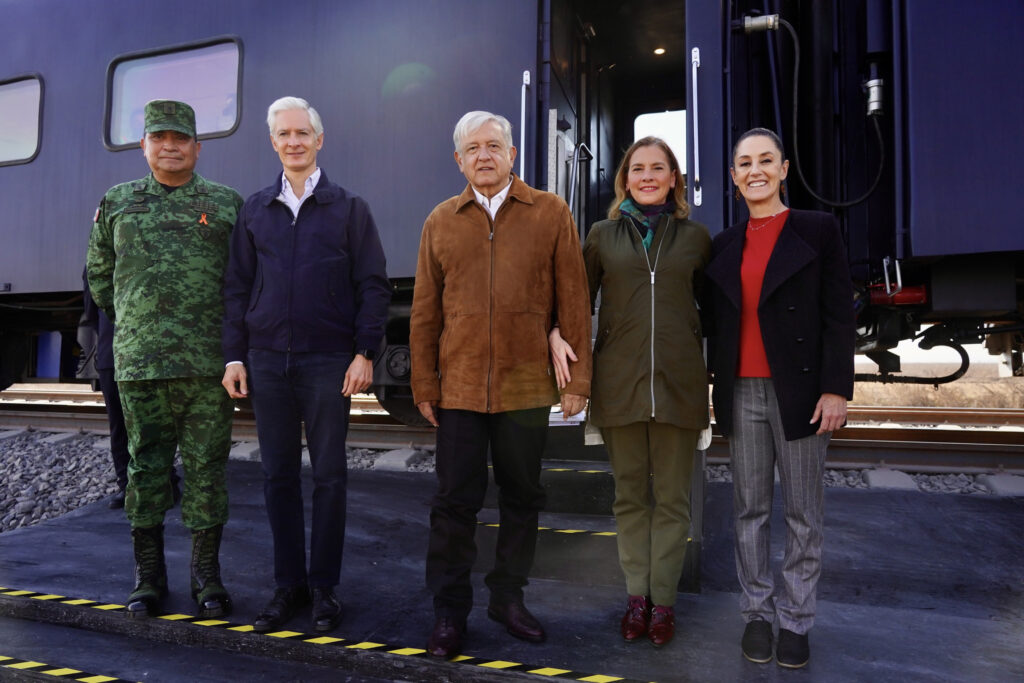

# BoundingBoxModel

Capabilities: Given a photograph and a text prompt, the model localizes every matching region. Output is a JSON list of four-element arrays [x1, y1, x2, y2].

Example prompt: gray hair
[[453, 111, 513, 153], [267, 96, 324, 137]]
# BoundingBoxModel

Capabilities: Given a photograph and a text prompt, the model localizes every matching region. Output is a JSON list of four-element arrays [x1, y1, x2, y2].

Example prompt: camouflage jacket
[[86, 172, 243, 381]]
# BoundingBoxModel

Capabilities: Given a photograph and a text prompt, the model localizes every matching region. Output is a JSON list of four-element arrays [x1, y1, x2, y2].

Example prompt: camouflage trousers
[[118, 377, 233, 530]]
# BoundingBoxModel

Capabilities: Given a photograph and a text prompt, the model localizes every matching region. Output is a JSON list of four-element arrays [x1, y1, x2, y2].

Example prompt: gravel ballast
[[0, 429, 1014, 534]]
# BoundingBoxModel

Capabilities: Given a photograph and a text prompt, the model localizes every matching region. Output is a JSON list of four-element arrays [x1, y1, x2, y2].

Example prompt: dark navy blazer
[[703, 209, 855, 441]]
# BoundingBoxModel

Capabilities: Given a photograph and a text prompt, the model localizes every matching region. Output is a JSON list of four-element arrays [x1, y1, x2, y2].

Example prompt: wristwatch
[[356, 348, 376, 361]]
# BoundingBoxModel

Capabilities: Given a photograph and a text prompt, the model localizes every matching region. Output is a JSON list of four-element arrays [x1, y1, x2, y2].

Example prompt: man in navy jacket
[[222, 97, 390, 634]]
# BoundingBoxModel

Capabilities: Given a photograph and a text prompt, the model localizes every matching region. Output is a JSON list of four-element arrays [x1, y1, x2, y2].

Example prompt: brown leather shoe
[[427, 616, 466, 658], [620, 595, 651, 642], [648, 605, 675, 647], [487, 599, 546, 643]]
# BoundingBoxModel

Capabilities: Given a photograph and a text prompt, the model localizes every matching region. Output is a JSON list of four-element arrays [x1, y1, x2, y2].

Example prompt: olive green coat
[[584, 214, 711, 429]]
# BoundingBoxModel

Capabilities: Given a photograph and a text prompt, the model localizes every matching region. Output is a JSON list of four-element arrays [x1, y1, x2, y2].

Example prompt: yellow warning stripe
[[1, 653, 132, 682], [478, 521, 617, 538], [486, 464, 612, 476], [543, 467, 612, 475], [0, 587, 651, 683]]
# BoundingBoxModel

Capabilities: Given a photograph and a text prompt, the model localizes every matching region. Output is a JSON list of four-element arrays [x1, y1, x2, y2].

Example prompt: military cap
[[144, 100, 196, 137]]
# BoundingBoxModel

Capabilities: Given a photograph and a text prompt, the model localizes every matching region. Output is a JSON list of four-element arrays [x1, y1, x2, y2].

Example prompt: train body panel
[[900, 0, 1024, 258], [0, 0, 539, 295]]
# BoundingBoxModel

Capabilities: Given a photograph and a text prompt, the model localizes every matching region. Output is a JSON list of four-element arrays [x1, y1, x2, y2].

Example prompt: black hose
[[780, 19, 885, 209]]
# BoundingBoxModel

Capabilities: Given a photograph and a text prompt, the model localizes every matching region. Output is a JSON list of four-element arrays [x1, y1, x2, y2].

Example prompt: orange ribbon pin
[[199, 213, 208, 225]]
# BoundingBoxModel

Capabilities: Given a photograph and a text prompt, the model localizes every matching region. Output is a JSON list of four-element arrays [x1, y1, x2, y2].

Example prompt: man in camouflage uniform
[[86, 100, 243, 619]]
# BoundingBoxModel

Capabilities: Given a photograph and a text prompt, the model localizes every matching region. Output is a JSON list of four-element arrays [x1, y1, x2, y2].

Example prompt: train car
[[1, 1, 1021, 422], [690, 0, 1024, 382]]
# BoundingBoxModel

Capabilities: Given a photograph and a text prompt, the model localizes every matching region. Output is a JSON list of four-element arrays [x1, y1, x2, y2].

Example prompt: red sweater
[[737, 210, 789, 377]]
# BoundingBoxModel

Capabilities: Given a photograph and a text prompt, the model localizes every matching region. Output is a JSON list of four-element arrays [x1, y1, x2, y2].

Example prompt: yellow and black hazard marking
[[478, 520, 618, 538], [0, 654, 134, 682], [0, 587, 126, 612], [487, 464, 613, 476], [542, 466, 612, 476], [0, 586, 653, 683]]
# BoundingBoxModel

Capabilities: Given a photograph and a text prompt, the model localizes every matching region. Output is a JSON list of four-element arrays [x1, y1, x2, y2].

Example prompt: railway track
[[2, 384, 1022, 472]]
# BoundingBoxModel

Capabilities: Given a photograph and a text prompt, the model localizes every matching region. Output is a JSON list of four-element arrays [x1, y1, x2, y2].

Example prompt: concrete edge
[[0, 592, 624, 683]]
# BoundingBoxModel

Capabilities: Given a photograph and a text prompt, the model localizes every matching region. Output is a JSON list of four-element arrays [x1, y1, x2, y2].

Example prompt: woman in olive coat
[[549, 137, 710, 647]]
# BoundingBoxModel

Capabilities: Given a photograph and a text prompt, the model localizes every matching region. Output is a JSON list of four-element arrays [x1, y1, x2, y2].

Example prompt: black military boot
[[127, 524, 168, 618], [190, 524, 232, 618]]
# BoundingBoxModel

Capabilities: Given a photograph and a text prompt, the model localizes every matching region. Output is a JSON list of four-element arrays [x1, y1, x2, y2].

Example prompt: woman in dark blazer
[[703, 128, 855, 669]]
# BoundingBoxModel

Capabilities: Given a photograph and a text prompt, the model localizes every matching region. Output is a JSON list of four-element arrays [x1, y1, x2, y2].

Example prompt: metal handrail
[[520, 70, 530, 179], [690, 47, 702, 207], [567, 142, 594, 220]]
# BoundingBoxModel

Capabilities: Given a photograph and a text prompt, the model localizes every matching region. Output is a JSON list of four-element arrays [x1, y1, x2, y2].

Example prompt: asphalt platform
[[1, 456, 1022, 682]]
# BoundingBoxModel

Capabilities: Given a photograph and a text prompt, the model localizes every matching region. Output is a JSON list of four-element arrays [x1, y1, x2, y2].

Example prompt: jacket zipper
[[630, 217, 666, 419], [276, 196, 300, 353]]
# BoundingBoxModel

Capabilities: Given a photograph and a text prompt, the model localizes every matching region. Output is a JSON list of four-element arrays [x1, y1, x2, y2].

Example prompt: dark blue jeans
[[248, 349, 351, 589]]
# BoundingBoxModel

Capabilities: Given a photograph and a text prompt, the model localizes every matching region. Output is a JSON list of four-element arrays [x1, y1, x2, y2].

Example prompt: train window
[[105, 38, 241, 150], [0, 75, 43, 166], [634, 110, 687, 173]]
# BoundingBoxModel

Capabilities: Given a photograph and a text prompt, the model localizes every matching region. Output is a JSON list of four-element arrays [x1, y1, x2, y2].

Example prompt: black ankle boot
[[190, 524, 231, 618], [127, 524, 168, 618]]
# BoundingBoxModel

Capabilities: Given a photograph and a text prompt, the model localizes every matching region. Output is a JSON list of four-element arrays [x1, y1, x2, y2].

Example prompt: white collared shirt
[[472, 177, 513, 220], [278, 167, 322, 218]]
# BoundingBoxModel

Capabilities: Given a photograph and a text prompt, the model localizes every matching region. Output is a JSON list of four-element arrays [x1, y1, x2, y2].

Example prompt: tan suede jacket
[[410, 175, 592, 413]]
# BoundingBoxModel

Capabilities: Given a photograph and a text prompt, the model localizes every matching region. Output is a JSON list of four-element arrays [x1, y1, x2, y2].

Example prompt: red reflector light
[[868, 284, 927, 305]]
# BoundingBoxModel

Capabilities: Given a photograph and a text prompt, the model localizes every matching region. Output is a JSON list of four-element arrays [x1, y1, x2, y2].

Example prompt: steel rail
[[0, 403, 436, 450], [5, 386, 1024, 428], [1, 401, 1021, 473]]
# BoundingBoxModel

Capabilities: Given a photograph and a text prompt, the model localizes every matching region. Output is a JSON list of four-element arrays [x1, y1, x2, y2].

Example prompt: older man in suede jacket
[[410, 110, 591, 658]]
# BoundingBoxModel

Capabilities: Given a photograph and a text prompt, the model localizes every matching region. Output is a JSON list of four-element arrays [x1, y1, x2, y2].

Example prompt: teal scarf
[[619, 198, 674, 251]]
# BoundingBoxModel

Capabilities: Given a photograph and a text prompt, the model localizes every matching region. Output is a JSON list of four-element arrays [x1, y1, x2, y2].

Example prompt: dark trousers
[[248, 349, 352, 589], [426, 406, 549, 619], [98, 367, 130, 491]]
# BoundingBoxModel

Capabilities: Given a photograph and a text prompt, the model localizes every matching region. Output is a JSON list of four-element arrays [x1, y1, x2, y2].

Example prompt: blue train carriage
[[1, 0, 1021, 417], [691, 0, 1024, 381]]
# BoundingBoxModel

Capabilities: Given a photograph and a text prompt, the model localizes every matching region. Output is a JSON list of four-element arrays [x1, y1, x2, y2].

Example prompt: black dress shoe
[[108, 490, 126, 509], [776, 628, 810, 668], [487, 599, 546, 643], [311, 587, 342, 632], [427, 616, 466, 658], [252, 585, 310, 633], [742, 618, 774, 663]]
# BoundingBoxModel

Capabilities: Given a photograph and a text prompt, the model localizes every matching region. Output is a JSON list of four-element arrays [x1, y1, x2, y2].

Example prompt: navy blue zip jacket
[[222, 171, 390, 362]]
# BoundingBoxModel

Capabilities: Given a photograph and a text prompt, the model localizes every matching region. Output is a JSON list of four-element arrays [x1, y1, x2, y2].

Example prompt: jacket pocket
[[438, 321, 451, 379], [327, 252, 352, 313], [247, 262, 264, 313]]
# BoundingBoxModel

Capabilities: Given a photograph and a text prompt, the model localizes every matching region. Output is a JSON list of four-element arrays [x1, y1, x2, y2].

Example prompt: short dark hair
[[732, 127, 786, 166]]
